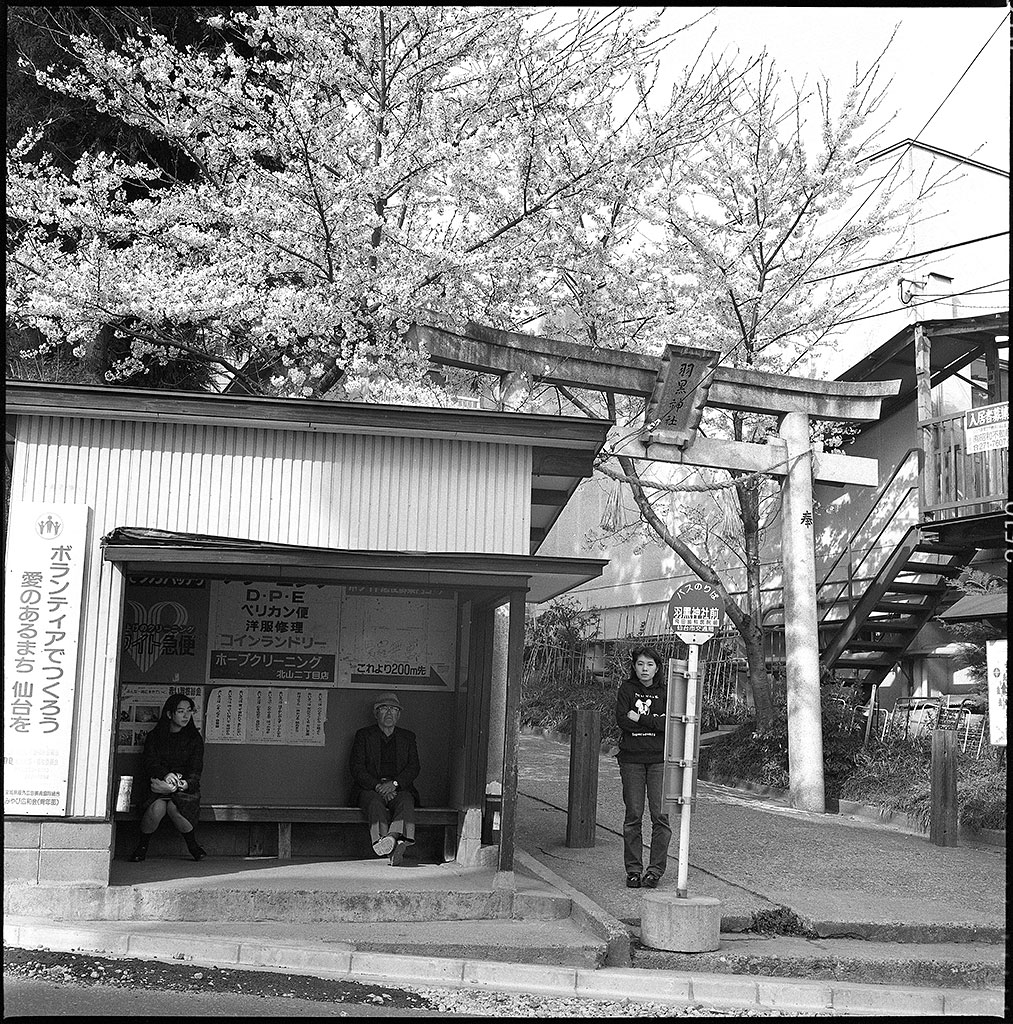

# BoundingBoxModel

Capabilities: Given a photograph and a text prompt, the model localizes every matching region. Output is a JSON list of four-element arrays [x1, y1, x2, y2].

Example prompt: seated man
[[349, 691, 421, 865]]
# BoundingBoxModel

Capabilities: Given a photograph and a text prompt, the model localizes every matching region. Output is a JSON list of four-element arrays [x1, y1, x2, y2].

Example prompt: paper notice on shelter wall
[[986, 640, 1007, 747], [247, 686, 286, 744], [117, 684, 205, 753], [206, 686, 326, 746], [205, 685, 247, 743]]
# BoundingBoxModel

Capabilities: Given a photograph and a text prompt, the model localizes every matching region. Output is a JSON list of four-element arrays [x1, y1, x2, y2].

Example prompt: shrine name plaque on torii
[[414, 322, 902, 813]]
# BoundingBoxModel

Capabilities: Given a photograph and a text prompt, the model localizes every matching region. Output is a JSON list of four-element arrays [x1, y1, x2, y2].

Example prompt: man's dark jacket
[[349, 724, 421, 805]]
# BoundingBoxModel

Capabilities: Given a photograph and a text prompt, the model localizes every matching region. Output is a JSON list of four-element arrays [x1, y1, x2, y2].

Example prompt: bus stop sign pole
[[665, 582, 724, 898]]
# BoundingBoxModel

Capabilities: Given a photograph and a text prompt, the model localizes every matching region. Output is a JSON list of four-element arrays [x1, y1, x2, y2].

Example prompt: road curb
[[3, 918, 1003, 1016], [514, 848, 631, 967]]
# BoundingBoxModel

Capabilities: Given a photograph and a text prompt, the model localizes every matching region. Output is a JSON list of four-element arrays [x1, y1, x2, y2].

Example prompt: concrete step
[[629, 931, 1004, 990], [3, 882, 572, 925]]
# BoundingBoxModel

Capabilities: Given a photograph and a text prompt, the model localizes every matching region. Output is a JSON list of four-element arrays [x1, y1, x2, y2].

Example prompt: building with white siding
[[4, 382, 610, 887]]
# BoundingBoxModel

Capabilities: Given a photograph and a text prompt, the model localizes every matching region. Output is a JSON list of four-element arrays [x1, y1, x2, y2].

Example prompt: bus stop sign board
[[667, 582, 725, 645]]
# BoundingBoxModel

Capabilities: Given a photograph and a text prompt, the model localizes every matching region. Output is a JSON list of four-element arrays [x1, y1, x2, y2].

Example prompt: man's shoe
[[373, 834, 396, 857], [389, 839, 407, 866], [626, 872, 641, 888], [642, 872, 661, 888]]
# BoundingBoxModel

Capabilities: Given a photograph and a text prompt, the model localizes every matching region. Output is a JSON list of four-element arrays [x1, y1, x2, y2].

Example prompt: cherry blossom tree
[[8, 5, 734, 398], [538, 48, 955, 728]]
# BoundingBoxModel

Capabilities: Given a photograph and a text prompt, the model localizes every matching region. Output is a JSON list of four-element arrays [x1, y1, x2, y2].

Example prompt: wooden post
[[566, 709, 600, 848], [914, 324, 935, 513], [779, 411, 826, 813], [930, 729, 959, 847]]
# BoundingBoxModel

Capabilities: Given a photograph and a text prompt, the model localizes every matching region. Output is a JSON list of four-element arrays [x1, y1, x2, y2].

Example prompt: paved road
[[514, 734, 1006, 931]]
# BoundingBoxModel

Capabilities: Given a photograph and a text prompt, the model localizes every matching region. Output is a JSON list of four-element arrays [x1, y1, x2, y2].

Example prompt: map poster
[[208, 581, 340, 685], [205, 686, 327, 746], [116, 683, 205, 753], [338, 586, 457, 690]]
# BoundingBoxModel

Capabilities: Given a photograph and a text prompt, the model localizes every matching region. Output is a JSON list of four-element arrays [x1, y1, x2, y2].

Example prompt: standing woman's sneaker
[[626, 872, 642, 888], [642, 872, 661, 888]]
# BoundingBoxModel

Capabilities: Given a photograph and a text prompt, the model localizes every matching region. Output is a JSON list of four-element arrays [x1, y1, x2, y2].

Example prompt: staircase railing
[[815, 448, 921, 625], [761, 448, 921, 631]]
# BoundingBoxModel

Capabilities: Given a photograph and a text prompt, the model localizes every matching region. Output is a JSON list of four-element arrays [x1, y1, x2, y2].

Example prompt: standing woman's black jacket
[[138, 724, 205, 827]]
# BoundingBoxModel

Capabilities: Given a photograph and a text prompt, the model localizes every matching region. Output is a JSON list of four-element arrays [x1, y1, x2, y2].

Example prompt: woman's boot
[[129, 832, 151, 862], [183, 829, 206, 861]]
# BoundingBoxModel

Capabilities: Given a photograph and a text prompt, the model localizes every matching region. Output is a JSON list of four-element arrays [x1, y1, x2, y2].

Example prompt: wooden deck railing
[[921, 410, 1008, 519]]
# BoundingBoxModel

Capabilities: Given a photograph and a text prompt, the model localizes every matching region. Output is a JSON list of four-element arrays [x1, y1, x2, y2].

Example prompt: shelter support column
[[778, 412, 826, 813], [497, 590, 526, 875], [487, 606, 509, 789]]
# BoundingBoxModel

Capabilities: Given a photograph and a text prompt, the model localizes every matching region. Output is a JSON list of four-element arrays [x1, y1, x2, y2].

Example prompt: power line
[[825, 277, 1009, 327], [751, 10, 1010, 340], [804, 231, 1010, 283]]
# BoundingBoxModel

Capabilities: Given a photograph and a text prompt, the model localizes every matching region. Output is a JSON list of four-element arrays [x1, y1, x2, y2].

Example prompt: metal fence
[[523, 627, 748, 705], [878, 695, 992, 757]]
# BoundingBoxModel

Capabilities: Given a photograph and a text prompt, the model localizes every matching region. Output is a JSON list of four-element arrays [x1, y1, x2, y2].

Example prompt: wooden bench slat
[[113, 805, 461, 862], [115, 805, 459, 824]]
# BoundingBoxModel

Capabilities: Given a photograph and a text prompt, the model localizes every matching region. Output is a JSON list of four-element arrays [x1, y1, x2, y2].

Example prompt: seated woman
[[130, 693, 206, 862]]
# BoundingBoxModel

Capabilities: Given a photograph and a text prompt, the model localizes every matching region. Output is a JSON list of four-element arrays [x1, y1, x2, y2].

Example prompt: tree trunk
[[742, 614, 774, 730], [735, 469, 774, 730]]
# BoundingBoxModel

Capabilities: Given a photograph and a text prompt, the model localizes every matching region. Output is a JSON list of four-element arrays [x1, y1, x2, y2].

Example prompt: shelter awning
[[102, 527, 607, 604], [937, 591, 1008, 623]]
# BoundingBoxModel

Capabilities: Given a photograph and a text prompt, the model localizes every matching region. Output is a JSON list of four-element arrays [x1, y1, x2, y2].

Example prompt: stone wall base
[[4, 819, 112, 886]]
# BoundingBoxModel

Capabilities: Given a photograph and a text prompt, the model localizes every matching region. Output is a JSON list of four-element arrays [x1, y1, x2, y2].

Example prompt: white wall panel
[[9, 414, 532, 818]]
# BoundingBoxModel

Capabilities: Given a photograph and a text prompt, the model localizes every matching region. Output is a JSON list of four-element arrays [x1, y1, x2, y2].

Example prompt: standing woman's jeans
[[619, 760, 671, 877]]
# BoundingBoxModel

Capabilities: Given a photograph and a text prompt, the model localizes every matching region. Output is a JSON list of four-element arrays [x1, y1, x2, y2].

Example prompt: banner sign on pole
[[986, 639, 1007, 747], [4, 503, 91, 816], [667, 581, 725, 645], [964, 402, 1008, 454]]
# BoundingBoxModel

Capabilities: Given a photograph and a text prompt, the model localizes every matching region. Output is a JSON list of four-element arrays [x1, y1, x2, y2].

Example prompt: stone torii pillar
[[778, 412, 824, 810]]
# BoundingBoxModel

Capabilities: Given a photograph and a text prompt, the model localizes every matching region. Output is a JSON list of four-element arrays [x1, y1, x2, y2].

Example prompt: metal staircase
[[819, 525, 975, 690]]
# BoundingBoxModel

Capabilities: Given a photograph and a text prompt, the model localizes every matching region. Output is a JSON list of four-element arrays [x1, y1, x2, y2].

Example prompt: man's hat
[[373, 692, 402, 711]]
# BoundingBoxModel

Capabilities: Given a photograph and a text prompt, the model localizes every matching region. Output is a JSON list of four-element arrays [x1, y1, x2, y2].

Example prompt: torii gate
[[409, 322, 902, 813]]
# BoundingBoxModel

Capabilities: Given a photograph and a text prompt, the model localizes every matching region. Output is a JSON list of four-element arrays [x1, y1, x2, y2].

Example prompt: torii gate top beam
[[412, 322, 901, 422]]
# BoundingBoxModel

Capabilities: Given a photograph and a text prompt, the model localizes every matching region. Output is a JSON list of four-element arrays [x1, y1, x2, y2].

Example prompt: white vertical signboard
[[986, 639, 1007, 747], [4, 503, 91, 815]]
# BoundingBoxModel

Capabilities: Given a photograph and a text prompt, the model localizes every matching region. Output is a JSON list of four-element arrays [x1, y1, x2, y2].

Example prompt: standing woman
[[615, 646, 670, 889], [130, 693, 206, 862]]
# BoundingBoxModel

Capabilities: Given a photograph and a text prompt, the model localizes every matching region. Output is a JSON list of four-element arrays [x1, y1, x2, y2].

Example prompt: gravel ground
[[4, 946, 833, 1017]]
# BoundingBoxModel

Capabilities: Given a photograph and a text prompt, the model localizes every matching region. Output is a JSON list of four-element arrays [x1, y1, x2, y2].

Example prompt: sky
[[642, 5, 1011, 367], [669, 6, 1010, 167]]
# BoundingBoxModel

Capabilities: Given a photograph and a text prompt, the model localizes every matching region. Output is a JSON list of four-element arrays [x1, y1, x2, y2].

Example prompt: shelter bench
[[115, 804, 460, 861]]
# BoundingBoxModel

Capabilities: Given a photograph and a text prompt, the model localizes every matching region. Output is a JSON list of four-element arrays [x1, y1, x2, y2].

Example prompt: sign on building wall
[[117, 683, 205, 753], [964, 402, 1008, 454], [121, 577, 209, 684], [339, 586, 457, 689], [986, 639, 1007, 747], [204, 685, 327, 745], [208, 581, 341, 685], [4, 503, 91, 815]]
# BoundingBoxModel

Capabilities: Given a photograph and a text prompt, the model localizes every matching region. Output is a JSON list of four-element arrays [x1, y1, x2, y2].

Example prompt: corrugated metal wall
[[9, 415, 532, 818]]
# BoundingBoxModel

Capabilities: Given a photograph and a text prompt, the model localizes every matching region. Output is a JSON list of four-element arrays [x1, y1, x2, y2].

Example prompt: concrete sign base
[[640, 892, 722, 952]]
